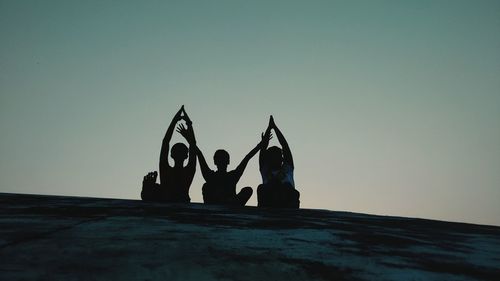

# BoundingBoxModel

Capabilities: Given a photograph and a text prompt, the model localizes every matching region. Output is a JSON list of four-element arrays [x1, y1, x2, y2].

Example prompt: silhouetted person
[[141, 106, 196, 203], [197, 138, 264, 206], [258, 116, 300, 208]]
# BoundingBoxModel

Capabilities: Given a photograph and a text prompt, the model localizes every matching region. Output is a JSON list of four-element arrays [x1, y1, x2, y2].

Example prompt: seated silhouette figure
[[141, 106, 196, 203], [258, 116, 300, 208], [197, 138, 264, 206]]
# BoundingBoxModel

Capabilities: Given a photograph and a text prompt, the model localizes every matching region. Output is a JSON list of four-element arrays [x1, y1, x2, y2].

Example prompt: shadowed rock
[[0, 193, 499, 281]]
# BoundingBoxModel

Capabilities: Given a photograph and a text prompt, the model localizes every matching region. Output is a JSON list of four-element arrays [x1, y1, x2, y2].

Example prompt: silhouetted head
[[266, 146, 283, 170], [171, 143, 188, 164], [214, 149, 230, 171]]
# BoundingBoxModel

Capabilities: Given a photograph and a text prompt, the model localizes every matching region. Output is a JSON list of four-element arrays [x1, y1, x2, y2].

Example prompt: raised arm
[[259, 119, 273, 169], [195, 146, 213, 181], [177, 108, 197, 172], [270, 116, 294, 168], [159, 106, 183, 170], [234, 138, 265, 180]]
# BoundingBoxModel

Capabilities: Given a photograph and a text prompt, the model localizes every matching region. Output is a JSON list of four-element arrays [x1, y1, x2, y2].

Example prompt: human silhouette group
[[141, 106, 300, 208]]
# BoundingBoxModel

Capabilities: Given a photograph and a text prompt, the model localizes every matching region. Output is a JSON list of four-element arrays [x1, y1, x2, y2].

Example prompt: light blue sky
[[1, 0, 499, 225]]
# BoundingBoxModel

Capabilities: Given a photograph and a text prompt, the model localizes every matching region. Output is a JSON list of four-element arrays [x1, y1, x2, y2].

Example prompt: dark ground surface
[[0, 192, 499, 281]]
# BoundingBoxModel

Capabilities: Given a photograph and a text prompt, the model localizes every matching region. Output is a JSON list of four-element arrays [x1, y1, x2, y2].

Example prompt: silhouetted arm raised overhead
[[259, 124, 273, 170], [270, 115, 294, 168], [176, 108, 197, 173], [159, 106, 183, 172], [234, 138, 266, 180], [195, 146, 213, 181]]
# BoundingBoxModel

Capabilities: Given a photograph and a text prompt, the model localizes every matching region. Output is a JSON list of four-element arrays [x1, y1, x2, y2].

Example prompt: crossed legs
[[203, 183, 253, 206]]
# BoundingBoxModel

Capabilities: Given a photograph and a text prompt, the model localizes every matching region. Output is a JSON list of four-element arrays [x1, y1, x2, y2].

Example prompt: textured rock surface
[[0, 192, 499, 281]]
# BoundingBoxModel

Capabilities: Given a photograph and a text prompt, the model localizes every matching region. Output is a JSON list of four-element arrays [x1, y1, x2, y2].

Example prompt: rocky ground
[[0, 192, 499, 280]]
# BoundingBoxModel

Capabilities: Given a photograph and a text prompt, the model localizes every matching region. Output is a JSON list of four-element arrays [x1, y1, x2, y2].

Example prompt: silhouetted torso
[[204, 170, 239, 200], [260, 162, 295, 187], [160, 165, 195, 202]]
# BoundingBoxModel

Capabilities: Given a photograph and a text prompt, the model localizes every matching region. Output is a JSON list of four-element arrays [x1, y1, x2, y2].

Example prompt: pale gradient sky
[[1, 0, 499, 225]]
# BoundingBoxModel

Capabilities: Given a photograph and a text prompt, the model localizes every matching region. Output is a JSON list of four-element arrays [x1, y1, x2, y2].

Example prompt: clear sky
[[1, 0, 499, 226]]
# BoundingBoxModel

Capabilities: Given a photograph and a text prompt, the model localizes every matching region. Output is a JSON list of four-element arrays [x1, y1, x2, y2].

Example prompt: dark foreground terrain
[[0, 193, 499, 280]]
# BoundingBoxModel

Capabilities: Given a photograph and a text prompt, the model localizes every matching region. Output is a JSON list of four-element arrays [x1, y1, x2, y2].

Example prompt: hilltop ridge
[[0, 192, 499, 281]]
